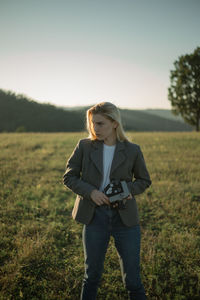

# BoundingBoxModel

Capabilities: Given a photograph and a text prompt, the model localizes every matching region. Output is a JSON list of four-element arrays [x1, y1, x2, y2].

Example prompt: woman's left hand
[[111, 194, 132, 209]]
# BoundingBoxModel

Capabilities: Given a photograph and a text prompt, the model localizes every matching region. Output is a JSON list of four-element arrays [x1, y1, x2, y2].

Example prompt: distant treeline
[[119, 109, 192, 131], [0, 89, 85, 132], [0, 89, 193, 132]]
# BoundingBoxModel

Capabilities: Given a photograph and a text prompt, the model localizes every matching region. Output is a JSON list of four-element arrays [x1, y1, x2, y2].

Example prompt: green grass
[[0, 132, 199, 300]]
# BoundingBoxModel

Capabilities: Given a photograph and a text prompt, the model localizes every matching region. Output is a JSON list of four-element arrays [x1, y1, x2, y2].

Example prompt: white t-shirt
[[99, 143, 116, 191]]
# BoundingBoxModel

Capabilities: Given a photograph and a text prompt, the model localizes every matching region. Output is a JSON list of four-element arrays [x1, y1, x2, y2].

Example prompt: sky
[[0, 0, 200, 109]]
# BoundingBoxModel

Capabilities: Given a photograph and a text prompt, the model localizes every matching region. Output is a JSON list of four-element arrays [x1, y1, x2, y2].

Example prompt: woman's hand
[[111, 194, 132, 208], [126, 194, 132, 200], [90, 189, 110, 206]]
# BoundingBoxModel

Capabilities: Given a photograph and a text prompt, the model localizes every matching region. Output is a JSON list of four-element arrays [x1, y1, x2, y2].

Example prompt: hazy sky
[[0, 0, 199, 109]]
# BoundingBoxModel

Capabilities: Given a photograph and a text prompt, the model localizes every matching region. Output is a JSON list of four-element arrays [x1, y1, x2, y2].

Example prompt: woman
[[63, 102, 151, 300]]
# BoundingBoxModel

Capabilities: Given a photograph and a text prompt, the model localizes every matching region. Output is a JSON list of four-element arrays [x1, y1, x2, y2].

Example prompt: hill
[[0, 89, 193, 132], [0, 89, 85, 132], [120, 109, 192, 131], [61, 106, 192, 131], [144, 109, 184, 122]]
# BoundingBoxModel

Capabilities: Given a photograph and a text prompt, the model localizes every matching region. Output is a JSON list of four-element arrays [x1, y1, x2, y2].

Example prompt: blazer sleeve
[[63, 140, 96, 199], [127, 146, 151, 196]]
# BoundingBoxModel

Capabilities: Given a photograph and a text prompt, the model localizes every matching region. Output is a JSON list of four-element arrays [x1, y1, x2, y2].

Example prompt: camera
[[104, 180, 130, 208]]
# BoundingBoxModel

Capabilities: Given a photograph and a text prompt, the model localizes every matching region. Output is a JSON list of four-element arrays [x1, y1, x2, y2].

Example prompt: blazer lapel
[[110, 140, 126, 175], [90, 139, 126, 176], [90, 140, 103, 175]]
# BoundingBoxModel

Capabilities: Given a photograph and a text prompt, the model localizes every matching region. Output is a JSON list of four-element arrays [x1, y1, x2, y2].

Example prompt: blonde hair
[[86, 102, 128, 142]]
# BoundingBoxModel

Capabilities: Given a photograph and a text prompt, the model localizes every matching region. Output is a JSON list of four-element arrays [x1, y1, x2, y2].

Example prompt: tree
[[168, 47, 200, 131]]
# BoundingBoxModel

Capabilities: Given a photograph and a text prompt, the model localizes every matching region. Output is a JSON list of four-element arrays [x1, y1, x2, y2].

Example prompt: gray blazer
[[63, 138, 151, 227]]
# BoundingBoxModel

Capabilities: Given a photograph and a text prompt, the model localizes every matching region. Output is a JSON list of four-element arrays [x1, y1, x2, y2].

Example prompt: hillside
[[0, 89, 193, 132], [120, 109, 192, 131], [144, 109, 184, 122], [61, 106, 192, 132], [0, 90, 85, 132]]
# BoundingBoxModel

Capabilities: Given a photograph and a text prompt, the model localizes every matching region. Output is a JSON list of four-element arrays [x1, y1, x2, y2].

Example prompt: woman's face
[[91, 113, 117, 143]]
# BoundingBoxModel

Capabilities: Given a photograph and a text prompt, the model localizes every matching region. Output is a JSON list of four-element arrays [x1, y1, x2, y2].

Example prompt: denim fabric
[[80, 206, 146, 300]]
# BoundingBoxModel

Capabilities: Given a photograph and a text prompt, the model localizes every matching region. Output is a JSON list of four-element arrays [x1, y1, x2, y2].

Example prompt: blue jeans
[[80, 206, 146, 300]]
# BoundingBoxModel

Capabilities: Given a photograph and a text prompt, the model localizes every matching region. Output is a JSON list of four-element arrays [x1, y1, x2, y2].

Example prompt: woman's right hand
[[90, 189, 110, 206]]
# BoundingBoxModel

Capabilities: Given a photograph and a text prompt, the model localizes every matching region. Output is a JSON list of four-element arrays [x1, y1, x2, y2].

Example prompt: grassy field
[[0, 132, 199, 300]]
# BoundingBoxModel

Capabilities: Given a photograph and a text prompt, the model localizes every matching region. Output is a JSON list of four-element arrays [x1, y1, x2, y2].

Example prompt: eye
[[94, 122, 103, 126]]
